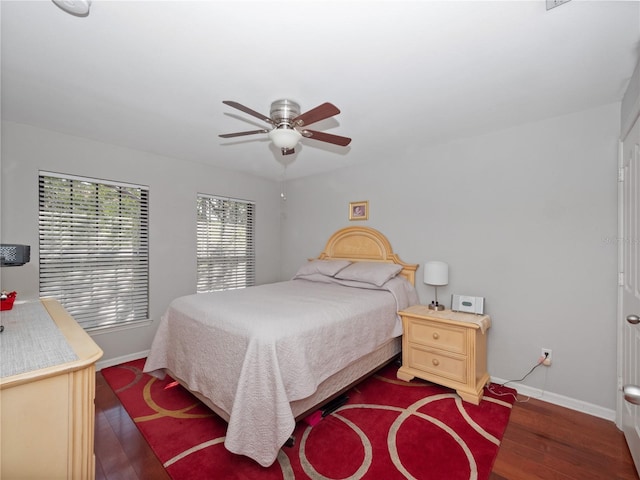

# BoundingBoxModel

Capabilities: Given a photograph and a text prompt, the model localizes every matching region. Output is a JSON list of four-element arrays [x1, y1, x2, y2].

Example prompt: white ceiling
[[2, 0, 639, 180]]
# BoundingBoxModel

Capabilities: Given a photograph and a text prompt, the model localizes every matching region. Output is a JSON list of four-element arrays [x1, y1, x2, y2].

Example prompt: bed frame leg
[[284, 435, 295, 448]]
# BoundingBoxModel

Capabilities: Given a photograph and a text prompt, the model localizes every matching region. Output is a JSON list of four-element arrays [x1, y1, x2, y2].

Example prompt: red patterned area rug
[[101, 359, 517, 479]]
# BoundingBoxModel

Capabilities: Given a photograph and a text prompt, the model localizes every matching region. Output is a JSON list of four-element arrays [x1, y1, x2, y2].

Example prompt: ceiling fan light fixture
[[52, 0, 91, 16], [268, 128, 302, 149]]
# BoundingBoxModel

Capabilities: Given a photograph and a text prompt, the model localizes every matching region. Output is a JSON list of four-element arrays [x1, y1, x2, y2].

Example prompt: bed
[[143, 226, 418, 467]]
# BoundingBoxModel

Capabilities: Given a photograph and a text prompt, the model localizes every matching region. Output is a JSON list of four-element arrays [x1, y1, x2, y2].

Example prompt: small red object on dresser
[[1, 291, 17, 311]]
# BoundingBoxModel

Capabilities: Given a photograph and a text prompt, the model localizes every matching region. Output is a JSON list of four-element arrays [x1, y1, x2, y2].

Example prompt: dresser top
[[1, 298, 102, 388], [1, 300, 78, 379]]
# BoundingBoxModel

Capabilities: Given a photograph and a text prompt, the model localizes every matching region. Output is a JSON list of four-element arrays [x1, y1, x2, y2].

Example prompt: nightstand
[[397, 305, 491, 405]]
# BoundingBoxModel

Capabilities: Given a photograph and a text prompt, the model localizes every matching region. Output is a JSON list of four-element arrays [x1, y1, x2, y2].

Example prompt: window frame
[[196, 193, 255, 293], [38, 171, 150, 331]]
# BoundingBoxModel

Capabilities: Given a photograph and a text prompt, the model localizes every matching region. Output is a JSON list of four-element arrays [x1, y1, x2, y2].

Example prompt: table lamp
[[424, 261, 448, 311]]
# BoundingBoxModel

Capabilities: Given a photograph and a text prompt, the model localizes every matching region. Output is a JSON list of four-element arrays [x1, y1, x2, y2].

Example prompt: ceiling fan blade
[[222, 101, 275, 125], [302, 129, 352, 147], [293, 102, 340, 127], [219, 129, 269, 138]]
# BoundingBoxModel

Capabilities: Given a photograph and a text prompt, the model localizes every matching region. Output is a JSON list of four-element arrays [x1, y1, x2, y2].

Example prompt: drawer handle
[[432, 359, 440, 366], [432, 332, 440, 340]]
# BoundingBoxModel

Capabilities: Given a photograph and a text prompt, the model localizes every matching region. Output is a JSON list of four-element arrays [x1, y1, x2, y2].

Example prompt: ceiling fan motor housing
[[270, 99, 301, 127]]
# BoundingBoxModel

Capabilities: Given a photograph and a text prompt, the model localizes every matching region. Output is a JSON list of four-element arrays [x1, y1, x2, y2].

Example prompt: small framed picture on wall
[[349, 201, 369, 221]]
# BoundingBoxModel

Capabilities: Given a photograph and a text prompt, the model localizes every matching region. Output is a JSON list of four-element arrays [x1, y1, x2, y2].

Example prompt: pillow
[[334, 261, 403, 287], [291, 272, 337, 284], [293, 259, 352, 278]]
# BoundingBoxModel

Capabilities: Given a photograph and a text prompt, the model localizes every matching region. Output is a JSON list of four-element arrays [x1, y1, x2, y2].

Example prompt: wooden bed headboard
[[317, 226, 418, 285]]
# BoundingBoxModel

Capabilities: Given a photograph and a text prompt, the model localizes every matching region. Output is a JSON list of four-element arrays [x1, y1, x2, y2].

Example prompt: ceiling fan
[[219, 99, 351, 155]]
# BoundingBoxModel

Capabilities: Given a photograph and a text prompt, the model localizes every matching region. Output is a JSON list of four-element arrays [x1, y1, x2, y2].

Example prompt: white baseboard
[[490, 376, 616, 422], [96, 350, 150, 371]]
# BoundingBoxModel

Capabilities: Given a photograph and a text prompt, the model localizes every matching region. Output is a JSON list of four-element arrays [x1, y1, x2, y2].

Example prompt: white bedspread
[[144, 276, 417, 466]]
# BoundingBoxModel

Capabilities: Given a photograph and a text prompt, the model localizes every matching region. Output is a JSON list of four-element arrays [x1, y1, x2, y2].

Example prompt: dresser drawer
[[406, 318, 466, 354], [407, 346, 467, 384]]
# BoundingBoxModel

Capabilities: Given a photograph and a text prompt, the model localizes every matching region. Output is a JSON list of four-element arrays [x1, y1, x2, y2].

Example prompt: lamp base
[[428, 302, 445, 311]]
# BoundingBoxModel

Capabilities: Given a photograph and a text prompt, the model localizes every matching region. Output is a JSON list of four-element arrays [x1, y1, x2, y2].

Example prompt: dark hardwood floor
[[490, 396, 638, 480], [95, 372, 171, 480], [95, 371, 639, 479]]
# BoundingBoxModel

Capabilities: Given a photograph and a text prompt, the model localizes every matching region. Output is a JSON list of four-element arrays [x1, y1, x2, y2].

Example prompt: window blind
[[38, 173, 149, 329], [196, 194, 255, 292]]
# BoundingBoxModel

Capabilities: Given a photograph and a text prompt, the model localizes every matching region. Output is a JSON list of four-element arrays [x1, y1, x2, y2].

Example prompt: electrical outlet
[[541, 348, 552, 366]]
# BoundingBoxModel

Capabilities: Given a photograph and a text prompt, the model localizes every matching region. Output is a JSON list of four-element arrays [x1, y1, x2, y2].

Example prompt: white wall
[[0, 122, 283, 363], [1, 102, 622, 410], [281, 103, 620, 411], [622, 58, 640, 138]]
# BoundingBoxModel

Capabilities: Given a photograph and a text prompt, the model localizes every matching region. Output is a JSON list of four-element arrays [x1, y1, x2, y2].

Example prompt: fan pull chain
[[280, 166, 287, 201]]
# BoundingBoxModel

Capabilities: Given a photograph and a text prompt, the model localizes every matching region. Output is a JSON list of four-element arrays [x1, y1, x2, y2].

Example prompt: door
[[621, 113, 640, 474]]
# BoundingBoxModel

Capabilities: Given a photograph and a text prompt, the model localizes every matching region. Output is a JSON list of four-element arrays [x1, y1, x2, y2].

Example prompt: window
[[196, 194, 255, 292], [39, 172, 149, 330]]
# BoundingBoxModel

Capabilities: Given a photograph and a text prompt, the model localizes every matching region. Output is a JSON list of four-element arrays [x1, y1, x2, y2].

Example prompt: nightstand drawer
[[407, 347, 467, 384], [406, 318, 466, 354]]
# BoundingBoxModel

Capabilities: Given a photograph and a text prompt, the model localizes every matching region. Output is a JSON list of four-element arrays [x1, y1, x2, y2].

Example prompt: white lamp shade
[[424, 261, 449, 286], [268, 128, 302, 149]]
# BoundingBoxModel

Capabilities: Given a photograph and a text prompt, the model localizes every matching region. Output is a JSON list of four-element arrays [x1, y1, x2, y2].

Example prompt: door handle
[[626, 314, 640, 325], [623, 385, 640, 405]]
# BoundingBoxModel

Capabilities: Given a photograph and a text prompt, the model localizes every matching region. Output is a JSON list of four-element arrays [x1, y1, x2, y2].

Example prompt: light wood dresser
[[397, 305, 490, 404], [0, 298, 103, 479]]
